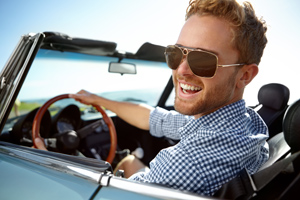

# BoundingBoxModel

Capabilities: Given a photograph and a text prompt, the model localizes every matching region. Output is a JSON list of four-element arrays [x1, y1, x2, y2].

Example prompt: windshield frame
[[0, 33, 44, 131]]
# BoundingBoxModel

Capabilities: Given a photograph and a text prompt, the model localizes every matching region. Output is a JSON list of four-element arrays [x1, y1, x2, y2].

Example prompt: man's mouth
[[180, 83, 201, 94]]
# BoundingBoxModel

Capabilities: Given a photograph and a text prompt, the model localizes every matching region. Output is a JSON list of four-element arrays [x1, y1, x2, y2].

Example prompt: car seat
[[214, 98, 300, 199], [252, 83, 290, 138], [258, 131, 290, 171], [282, 98, 300, 154], [258, 97, 300, 171]]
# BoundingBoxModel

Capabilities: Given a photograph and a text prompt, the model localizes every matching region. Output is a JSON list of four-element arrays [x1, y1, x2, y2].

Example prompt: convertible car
[[0, 32, 299, 199]]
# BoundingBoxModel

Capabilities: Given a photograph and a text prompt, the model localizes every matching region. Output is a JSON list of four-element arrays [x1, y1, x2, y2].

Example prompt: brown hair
[[186, 0, 267, 65]]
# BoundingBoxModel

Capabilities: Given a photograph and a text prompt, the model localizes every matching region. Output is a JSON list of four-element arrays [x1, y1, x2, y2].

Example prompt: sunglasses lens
[[188, 51, 217, 77], [165, 46, 182, 70]]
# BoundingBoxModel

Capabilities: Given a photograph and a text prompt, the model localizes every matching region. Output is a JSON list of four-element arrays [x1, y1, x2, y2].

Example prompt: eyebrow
[[175, 43, 220, 56]]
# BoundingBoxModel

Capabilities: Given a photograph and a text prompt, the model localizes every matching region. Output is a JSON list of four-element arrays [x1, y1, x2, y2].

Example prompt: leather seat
[[253, 83, 290, 138], [258, 132, 290, 171], [282, 98, 300, 153], [259, 98, 300, 171]]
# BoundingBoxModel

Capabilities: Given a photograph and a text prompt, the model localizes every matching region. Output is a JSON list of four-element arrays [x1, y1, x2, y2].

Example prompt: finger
[[34, 138, 48, 151], [69, 90, 89, 99], [69, 93, 84, 101], [68, 93, 77, 98], [78, 89, 89, 95], [69, 94, 90, 105]]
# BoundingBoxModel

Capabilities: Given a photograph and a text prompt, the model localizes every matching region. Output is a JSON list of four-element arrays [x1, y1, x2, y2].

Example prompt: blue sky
[[1, 0, 300, 105]]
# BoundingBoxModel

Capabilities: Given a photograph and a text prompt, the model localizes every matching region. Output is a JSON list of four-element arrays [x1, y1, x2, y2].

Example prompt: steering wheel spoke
[[76, 119, 104, 139], [44, 137, 57, 149]]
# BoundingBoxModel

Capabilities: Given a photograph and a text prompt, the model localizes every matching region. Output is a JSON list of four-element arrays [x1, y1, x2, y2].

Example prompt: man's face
[[173, 15, 242, 118]]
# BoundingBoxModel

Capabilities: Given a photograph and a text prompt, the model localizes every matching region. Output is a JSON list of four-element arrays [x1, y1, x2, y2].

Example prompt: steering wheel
[[32, 94, 117, 164]]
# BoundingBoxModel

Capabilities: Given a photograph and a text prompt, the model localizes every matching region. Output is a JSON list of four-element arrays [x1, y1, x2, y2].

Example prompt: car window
[[6, 49, 172, 124]]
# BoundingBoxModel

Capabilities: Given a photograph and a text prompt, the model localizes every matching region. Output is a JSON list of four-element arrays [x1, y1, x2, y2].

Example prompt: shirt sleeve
[[149, 107, 192, 140]]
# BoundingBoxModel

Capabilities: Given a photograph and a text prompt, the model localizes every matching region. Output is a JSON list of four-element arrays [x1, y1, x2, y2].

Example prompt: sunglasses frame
[[165, 45, 245, 78]]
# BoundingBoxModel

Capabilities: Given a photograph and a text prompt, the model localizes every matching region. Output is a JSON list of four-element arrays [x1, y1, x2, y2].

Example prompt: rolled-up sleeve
[[149, 107, 192, 140]]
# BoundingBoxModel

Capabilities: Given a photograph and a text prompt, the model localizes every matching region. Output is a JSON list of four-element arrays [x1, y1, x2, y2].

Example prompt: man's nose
[[176, 57, 194, 76]]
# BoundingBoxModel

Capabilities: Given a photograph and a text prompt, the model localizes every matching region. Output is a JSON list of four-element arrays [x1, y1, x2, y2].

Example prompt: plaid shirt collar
[[178, 100, 246, 138]]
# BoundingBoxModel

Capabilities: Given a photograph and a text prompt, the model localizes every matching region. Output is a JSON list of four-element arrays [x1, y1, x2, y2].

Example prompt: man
[[36, 0, 269, 196]]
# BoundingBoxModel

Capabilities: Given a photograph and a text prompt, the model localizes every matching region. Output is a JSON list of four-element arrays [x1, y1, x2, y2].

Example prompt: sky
[[1, 0, 300, 106]]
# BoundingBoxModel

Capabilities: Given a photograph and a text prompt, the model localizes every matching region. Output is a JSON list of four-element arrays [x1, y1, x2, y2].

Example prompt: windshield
[[4, 48, 173, 132]]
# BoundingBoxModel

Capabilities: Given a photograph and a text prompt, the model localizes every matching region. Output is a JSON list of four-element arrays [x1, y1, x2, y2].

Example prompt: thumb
[[34, 138, 48, 151]]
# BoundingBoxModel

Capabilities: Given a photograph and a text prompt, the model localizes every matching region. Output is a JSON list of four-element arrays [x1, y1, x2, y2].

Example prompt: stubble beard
[[174, 73, 237, 116]]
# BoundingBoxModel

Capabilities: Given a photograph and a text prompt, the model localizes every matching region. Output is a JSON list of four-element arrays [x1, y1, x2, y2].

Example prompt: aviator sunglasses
[[164, 45, 245, 78]]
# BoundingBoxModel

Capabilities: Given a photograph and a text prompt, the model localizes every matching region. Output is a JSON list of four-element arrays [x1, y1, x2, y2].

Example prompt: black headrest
[[258, 83, 289, 110], [283, 99, 300, 152]]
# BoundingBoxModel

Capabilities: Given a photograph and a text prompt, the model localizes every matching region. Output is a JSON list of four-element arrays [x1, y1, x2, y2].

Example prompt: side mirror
[[109, 62, 136, 75]]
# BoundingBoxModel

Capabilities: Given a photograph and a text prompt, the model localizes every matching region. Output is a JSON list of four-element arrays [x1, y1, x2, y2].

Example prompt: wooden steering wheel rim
[[32, 94, 117, 164]]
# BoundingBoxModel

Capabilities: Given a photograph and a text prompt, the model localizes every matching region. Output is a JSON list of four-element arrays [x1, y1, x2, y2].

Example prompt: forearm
[[94, 96, 153, 130], [70, 90, 153, 130]]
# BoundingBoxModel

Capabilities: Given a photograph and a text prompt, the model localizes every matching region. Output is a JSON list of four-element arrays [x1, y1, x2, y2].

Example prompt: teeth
[[180, 83, 201, 91]]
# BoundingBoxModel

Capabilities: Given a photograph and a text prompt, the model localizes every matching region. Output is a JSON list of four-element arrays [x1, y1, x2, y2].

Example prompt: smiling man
[[172, 17, 245, 118], [41, 0, 269, 196]]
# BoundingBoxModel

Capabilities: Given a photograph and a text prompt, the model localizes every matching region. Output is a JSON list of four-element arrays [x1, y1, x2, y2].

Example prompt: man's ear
[[237, 64, 259, 89]]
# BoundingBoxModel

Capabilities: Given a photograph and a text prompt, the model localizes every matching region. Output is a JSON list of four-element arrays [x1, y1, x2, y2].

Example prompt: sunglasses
[[164, 45, 245, 78]]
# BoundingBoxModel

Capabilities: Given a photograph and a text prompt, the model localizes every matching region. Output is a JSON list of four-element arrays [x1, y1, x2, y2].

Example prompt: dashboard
[[2, 104, 112, 160], [0, 103, 176, 167]]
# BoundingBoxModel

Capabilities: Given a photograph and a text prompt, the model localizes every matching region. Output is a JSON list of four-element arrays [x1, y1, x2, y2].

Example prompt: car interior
[[0, 32, 299, 199], [0, 32, 177, 169]]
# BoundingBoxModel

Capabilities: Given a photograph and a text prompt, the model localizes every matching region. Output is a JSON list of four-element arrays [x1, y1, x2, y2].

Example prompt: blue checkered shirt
[[129, 100, 269, 196]]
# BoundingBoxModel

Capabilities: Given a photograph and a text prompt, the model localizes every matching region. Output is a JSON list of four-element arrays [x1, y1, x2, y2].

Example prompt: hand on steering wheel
[[32, 94, 117, 164]]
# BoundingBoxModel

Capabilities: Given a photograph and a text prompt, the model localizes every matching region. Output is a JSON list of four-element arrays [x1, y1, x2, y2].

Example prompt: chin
[[174, 99, 198, 116]]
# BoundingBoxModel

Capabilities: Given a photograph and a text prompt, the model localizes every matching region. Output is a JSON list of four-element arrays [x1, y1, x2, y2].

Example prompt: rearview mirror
[[109, 62, 136, 75]]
